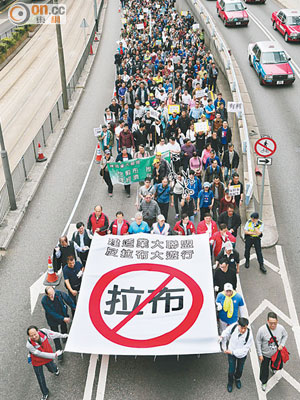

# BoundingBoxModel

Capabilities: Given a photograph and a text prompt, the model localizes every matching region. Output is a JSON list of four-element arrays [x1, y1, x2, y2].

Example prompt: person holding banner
[[219, 317, 253, 393], [151, 214, 171, 235], [128, 212, 150, 234], [173, 213, 196, 236], [108, 211, 130, 235], [116, 147, 132, 197], [216, 283, 246, 333], [100, 150, 114, 197]]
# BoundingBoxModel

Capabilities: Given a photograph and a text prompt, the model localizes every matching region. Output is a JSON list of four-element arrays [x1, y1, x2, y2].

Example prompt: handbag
[[266, 324, 289, 370]]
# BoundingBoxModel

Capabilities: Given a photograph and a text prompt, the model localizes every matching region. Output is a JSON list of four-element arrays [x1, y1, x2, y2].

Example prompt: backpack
[[230, 323, 250, 345]]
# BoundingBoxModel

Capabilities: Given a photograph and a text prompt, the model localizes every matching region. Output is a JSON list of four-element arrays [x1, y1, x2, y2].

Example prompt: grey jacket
[[256, 323, 288, 358], [139, 199, 161, 220]]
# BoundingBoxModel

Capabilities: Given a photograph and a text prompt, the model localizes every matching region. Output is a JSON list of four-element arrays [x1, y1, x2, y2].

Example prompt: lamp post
[[0, 121, 17, 211], [54, 0, 68, 110], [94, 0, 98, 31]]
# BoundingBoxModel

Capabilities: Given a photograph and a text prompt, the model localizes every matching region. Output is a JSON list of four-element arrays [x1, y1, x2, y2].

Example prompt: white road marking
[[247, 10, 300, 79], [249, 299, 293, 326], [95, 355, 110, 400], [29, 148, 97, 314], [30, 272, 47, 314], [276, 245, 300, 358], [83, 354, 98, 400], [236, 276, 266, 399]]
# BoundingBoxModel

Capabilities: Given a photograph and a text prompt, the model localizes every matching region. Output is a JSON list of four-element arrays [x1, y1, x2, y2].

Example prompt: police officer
[[244, 212, 266, 273]]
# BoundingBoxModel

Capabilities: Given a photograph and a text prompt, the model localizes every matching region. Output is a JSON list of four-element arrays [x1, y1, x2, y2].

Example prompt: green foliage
[[1, 37, 16, 48], [0, 42, 7, 54]]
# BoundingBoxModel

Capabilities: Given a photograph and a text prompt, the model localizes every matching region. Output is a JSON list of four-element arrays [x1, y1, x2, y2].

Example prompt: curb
[[0, 0, 108, 252], [181, 0, 278, 248]]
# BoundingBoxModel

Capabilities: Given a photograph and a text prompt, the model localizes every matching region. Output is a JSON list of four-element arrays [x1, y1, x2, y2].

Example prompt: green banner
[[107, 151, 171, 185]]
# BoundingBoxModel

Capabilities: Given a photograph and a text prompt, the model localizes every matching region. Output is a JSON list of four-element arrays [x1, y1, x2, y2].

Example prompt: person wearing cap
[[151, 214, 171, 235], [214, 258, 237, 295], [197, 182, 214, 221], [152, 158, 164, 185], [100, 150, 115, 197], [219, 317, 253, 393], [210, 223, 236, 258], [244, 212, 266, 273], [218, 204, 241, 237], [173, 213, 196, 236], [128, 212, 150, 234], [216, 240, 240, 274], [216, 283, 246, 333]]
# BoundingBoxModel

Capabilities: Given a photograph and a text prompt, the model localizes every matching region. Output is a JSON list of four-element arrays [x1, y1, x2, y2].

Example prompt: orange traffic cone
[[37, 143, 47, 162], [94, 33, 99, 42], [95, 143, 102, 163], [90, 44, 94, 55], [255, 166, 262, 176], [43, 256, 61, 286]]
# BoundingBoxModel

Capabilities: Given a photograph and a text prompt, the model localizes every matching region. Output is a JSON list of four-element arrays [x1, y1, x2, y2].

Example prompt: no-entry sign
[[254, 137, 277, 158], [66, 234, 220, 356]]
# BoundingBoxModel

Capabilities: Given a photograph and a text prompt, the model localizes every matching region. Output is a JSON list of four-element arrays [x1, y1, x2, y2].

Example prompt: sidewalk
[[278, 0, 299, 9], [0, 0, 101, 188]]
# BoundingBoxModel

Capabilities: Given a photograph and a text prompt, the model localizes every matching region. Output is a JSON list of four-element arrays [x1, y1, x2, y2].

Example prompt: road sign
[[89, 263, 203, 348], [254, 137, 277, 158], [257, 157, 272, 166]]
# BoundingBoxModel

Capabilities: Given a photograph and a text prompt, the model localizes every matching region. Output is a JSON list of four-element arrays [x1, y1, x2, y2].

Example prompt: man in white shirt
[[154, 137, 169, 154], [167, 136, 181, 172], [220, 317, 253, 393], [182, 89, 192, 108]]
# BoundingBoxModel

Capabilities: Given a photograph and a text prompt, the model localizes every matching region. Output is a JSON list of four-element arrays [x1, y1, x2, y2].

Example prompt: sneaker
[[127, 194, 131, 198], [41, 394, 49, 400], [109, 193, 113, 197], [175, 214, 179, 219], [235, 379, 241, 389], [55, 369, 60, 376], [150, 146, 153, 151], [261, 383, 267, 391], [260, 264, 267, 274], [227, 384, 233, 393], [245, 260, 250, 269]]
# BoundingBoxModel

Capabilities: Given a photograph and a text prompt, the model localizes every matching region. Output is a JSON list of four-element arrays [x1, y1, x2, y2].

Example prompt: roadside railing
[[194, 0, 254, 205], [0, 0, 103, 223]]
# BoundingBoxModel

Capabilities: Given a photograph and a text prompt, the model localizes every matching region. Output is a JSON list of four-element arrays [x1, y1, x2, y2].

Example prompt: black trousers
[[200, 207, 210, 221], [244, 235, 264, 265], [49, 321, 67, 351], [124, 184, 131, 195], [103, 171, 113, 194], [260, 356, 271, 384], [157, 202, 169, 222]]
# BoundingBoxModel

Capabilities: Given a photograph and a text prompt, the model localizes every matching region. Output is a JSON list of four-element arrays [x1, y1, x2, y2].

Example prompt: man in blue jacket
[[41, 287, 75, 358]]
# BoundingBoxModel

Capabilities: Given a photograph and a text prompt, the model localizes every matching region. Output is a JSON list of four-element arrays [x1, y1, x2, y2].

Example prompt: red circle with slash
[[254, 137, 277, 157], [89, 263, 203, 348]]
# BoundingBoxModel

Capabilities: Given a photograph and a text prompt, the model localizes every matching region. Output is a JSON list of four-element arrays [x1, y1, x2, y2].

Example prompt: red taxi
[[216, 0, 249, 27], [271, 9, 300, 42]]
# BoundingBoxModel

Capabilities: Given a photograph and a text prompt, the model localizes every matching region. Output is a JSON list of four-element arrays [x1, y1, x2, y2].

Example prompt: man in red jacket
[[108, 211, 130, 235], [173, 213, 196, 235], [87, 205, 109, 236], [119, 123, 135, 155], [26, 326, 67, 400], [197, 213, 218, 236], [210, 223, 236, 258]]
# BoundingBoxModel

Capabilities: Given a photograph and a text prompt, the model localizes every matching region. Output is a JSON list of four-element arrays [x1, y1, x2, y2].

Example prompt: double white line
[[248, 10, 300, 79]]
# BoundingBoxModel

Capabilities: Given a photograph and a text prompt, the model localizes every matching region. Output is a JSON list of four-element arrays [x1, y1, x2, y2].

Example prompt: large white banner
[[65, 233, 220, 355]]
